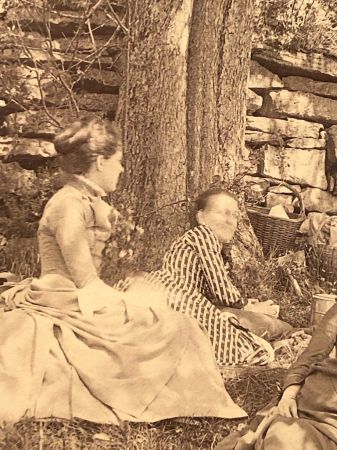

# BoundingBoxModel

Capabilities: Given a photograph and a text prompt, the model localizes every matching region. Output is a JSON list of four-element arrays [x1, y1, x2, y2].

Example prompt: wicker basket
[[247, 183, 305, 256], [305, 244, 337, 282]]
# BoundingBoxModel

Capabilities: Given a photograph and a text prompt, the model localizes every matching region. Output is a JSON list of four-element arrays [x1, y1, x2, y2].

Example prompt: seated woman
[[215, 303, 337, 450], [143, 188, 293, 366], [257, 302, 337, 450], [0, 118, 252, 424]]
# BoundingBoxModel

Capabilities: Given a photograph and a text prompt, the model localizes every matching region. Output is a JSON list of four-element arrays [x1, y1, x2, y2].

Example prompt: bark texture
[[123, 0, 193, 270], [186, 0, 253, 196], [122, 0, 257, 272]]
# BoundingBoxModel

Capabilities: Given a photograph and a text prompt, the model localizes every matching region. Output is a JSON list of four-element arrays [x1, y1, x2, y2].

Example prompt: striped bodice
[[161, 225, 244, 308]]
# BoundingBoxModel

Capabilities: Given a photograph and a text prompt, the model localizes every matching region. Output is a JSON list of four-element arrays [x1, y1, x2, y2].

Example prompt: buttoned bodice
[[38, 177, 114, 288]]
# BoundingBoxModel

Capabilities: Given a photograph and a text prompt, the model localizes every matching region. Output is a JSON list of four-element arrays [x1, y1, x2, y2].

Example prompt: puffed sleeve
[[47, 194, 98, 288], [189, 226, 245, 308], [283, 303, 337, 389]]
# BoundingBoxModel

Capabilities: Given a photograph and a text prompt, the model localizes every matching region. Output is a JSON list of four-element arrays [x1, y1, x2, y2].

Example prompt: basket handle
[[267, 178, 305, 217]]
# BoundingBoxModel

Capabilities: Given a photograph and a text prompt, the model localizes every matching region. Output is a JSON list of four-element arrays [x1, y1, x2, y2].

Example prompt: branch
[[8, 98, 29, 113], [134, 199, 189, 220], [34, 5, 81, 115], [42, 3, 55, 59], [107, 1, 129, 33], [34, 69, 62, 127], [7, 0, 125, 123], [55, 73, 80, 115], [85, 0, 106, 20], [86, 18, 97, 51], [69, 23, 123, 85], [63, 16, 87, 61], [11, 14, 62, 127]]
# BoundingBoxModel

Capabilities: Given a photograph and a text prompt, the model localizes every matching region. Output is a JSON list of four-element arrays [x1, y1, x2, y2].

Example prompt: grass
[[0, 417, 241, 450], [0, 368, 285, 450], [0, 237, 40, 279], [0, 239, 325, 449]]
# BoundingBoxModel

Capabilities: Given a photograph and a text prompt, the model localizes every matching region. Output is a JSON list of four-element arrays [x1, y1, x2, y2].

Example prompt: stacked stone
[[244, 46, 337, 215], [1, 7, 337, 236], [0, 2, 125, 238]]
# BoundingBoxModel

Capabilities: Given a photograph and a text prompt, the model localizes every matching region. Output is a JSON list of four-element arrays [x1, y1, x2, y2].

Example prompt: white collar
[[74, 175, 107, 197]]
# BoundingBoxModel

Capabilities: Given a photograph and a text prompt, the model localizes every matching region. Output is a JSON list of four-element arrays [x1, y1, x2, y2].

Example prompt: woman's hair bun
[[54, 119, 92, 155], [53, 118, 121, 175]]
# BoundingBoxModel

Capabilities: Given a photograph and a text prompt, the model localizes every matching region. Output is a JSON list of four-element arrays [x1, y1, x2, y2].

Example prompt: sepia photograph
[[0, 0, 336, 448]]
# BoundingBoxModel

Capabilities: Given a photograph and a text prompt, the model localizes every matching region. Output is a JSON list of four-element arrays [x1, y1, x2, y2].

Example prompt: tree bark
[[186, 0, 253, 197], [121, 0, 193, 271], [119, 0, 260, 273]]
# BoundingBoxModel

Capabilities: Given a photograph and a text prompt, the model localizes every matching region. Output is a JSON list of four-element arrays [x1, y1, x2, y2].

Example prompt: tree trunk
[[120, 0, 193, 272], [119, 0, 260, 274], [186, 0, 262, 273], [186, 0, 253, 196]]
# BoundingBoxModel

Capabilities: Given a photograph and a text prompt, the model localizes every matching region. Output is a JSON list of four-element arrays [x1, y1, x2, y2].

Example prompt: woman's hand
[[277, 385, 301, 418], [278, 396, 298, 418]]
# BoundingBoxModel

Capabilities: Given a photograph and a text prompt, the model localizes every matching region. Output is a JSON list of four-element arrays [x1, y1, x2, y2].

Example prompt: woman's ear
[[95, 155, 104, 171]]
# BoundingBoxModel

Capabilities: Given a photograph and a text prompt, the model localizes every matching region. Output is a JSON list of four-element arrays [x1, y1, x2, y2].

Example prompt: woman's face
[[99, 149, 124, 193], [196, 194, 239, 243]]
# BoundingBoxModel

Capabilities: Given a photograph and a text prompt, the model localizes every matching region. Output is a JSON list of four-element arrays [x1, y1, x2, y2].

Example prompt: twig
[[35, 7, 82, 115], [42, 2, 54, 59], [86, 17, 97, 51], [35, 70, 62, 127], [7, 0, 125, 122], [107, 1, 129, 33], [70, 24, 123, 85], [134, 199, 189, 219], [7, 98, 28, 112], [85, 0, 106, 20], [56, 74, 80, 115], [63, 14, 87, 61], [12, 15, 62, 127]]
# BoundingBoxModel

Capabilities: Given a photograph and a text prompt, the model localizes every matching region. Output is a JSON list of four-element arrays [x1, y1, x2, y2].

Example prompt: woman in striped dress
[[142, 189, 291, 366]]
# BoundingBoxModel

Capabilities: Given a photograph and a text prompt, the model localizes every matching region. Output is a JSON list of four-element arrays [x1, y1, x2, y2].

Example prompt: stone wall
[[245, 46, 337, 215], [0, 2, 125, 240], [1, 2, 337, 239]]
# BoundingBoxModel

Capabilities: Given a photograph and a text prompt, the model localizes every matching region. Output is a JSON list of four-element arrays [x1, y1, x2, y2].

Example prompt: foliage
[[0, 164, 61, 238], [101, 205, 145, 284], [0, 237, 40, 277], [253, 0, 337, 52], [229, 247, 312, 328]]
